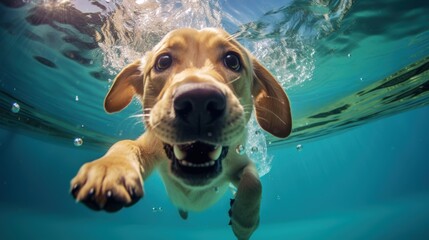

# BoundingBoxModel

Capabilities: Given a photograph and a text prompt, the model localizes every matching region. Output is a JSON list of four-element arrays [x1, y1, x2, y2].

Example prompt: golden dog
[[71, 28, 291, 239]]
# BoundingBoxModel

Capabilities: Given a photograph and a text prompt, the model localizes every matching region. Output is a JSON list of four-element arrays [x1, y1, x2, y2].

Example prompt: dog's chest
[[158, 166, 229, 211], [171, 184, 228, 211]]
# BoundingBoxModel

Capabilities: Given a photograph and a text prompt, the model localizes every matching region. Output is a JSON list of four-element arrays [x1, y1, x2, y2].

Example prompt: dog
[[70, 28, 291, 240]]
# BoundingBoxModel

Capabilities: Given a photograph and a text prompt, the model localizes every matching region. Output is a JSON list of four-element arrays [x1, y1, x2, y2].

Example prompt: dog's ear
[[252, 59, 292, 138], [104, 60, 143, 113]]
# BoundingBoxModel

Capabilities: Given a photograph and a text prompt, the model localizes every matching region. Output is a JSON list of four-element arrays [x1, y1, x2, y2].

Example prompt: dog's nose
[[173, 83, 226, 126]]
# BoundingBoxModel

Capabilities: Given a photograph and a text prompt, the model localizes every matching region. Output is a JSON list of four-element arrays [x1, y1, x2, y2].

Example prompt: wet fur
[[70, 28, 291, 240]]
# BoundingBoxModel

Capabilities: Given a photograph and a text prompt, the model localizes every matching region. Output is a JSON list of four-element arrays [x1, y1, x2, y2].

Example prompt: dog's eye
[[155, 54, 172, 72], [223, 52, 241, 72]]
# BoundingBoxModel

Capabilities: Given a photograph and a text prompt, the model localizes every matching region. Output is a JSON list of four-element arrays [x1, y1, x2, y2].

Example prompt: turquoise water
[[1, 0, 429, 239]]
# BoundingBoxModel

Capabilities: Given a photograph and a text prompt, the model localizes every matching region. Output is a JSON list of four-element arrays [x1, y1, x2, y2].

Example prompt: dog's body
[[71, 28, 291, 239]]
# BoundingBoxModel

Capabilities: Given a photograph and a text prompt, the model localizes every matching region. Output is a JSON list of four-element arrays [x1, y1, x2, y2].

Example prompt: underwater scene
[[0, 0, 428, 239]]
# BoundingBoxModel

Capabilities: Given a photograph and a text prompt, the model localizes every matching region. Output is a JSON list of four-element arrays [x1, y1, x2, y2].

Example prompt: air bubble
[[251, 146, 258, 153], [235, 145, 246, 155], [152, 206, 163, 213], [11, 102, 20, 113], [296, 144, 303, 151], [245, 114, 272, 177], [74, 137, 83, 147]]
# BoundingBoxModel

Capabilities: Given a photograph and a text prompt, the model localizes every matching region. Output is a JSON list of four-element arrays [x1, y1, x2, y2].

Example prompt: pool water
[[1, 0, 428, 239]]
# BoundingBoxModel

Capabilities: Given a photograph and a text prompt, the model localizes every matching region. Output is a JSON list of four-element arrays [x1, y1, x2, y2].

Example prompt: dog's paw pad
[[126, 186, 143, 203], [104, 190, 125, 212], [88, 188, 95, 196], [179, 209, 188, 220], [228, 198, 235, 225], [228, 198, 236, 220], [79, 189, 102, 211], [70, 183, 80, 197], [70, 158, 143, 212], [106, 190, 113, 198]]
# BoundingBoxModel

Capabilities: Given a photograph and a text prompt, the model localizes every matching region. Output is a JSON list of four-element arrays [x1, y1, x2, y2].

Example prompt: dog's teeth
[[178, 160, 216, 168], [180, 160, 189, 166], [173, 145, 186, 160], [208, 146, 222, 160]]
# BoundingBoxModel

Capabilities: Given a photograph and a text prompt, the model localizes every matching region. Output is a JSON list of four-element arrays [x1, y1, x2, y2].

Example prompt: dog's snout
[[173, 84, 226, 126]]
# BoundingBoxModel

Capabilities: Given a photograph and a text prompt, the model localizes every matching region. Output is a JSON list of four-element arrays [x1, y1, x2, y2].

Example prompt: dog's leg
[[229, 163, 262, 240], [70, 133, 161, 212]]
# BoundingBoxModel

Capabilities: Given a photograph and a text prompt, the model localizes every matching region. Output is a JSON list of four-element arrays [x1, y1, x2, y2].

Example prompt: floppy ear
[[252, 59, 292, 138], [104, 60, 143, 113]]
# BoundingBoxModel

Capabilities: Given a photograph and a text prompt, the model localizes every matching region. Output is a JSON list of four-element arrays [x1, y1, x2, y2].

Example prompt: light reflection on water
[[96, 0, 352, 89]]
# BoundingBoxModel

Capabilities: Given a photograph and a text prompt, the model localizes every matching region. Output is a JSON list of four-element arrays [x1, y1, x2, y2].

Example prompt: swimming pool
[[1, 0, 428, 239]]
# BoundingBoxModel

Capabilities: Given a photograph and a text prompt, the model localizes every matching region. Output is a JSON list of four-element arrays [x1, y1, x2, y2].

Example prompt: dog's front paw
[[228, 198, 260, 240], [228, 168, 262, 240], [70, 157, 143, 212]]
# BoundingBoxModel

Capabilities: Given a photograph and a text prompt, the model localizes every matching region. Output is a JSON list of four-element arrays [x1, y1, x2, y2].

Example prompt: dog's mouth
[[163, 141, 229, 186]]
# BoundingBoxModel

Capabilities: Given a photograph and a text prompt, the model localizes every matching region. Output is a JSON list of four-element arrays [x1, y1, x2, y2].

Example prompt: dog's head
[[104, 28, 291, 186]]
